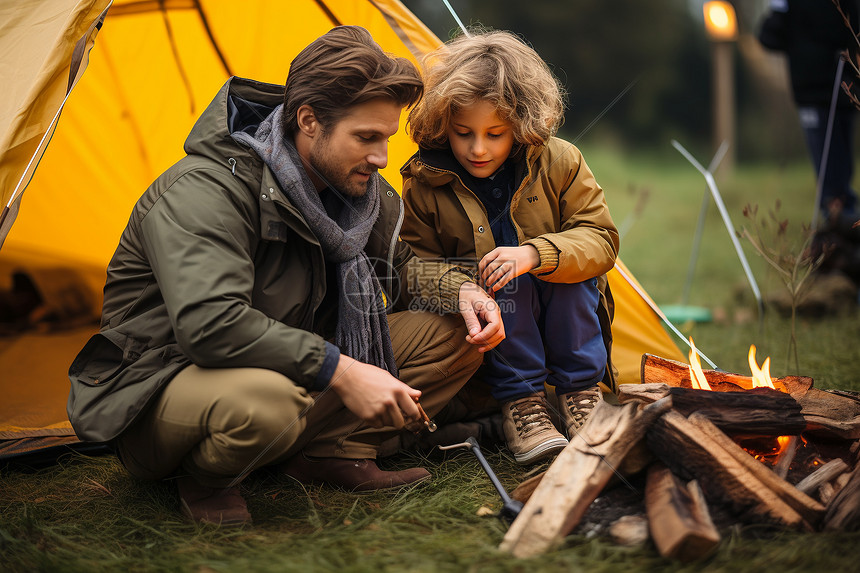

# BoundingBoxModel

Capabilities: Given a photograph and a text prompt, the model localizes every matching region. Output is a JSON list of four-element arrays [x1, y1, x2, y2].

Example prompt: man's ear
[[296, 105, 319, 138]]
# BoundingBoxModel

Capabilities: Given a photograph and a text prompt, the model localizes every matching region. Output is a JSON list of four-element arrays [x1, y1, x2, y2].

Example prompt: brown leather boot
[[176, 475, 252, 526], [281, 453, 431, 492]]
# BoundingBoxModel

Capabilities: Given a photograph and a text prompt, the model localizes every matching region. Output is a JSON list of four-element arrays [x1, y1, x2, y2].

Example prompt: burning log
[[645, 463, 720, 562], [618, 383, 807, 436], [499, 397, 673, 558], [640, 353, 813, 395], [647, 410, 824, 530]]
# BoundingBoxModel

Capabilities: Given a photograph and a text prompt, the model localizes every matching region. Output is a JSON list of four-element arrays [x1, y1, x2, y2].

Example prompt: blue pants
[[482, 274, 606, 402], [798, 105, 857, 218]]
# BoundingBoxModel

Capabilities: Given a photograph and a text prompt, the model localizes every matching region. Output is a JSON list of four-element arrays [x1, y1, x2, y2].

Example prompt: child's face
[[446, 100, 515, 179]]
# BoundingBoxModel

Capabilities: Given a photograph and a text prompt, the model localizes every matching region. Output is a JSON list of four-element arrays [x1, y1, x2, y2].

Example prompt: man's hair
[[284, 26, 423, 135], [408, 30, 565, 149]]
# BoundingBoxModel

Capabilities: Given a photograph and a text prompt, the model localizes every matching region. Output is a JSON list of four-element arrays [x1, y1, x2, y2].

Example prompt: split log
[[510, 439, 656, 505], [685, 414, 825, 526], [645, 463, 720, 562], [647, 410, 823, 530], [795, 458, 850, 496], [510, 473, 543, 504], [824, 461, 860, 531], [796, 388, 860, 440], [499, 397, 673, 558], [641, 353, 813, 395], [819, 482, 837, 505], [773, 436, 800, 479], [618, 383, 807, 436], [608, 515, 649, 547]]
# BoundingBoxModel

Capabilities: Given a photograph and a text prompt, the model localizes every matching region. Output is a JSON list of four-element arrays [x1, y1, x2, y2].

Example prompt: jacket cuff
[[438, 268, 475, 313], [310, 341, 341, 391], [525, 238, 560, 276]]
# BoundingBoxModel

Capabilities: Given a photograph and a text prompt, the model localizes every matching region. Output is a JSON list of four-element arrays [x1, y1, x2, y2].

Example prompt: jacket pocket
[[68, 331, 136, 387]]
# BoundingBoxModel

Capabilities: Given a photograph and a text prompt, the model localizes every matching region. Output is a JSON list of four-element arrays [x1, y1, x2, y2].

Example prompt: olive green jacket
[[68, 77, 464, 443]]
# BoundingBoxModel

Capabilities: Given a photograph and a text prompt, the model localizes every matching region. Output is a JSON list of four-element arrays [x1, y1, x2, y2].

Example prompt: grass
[[3, 149, 860, 571]]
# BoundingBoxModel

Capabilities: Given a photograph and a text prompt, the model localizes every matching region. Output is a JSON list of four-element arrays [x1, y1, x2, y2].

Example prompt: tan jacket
[[400, 137, 620, 390]]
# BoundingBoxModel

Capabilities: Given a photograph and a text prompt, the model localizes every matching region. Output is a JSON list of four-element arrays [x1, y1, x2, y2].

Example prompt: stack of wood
[[499, 354, 860, 562]]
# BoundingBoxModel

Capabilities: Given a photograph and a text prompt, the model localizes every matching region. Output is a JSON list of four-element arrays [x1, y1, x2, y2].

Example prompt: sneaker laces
[[510, 395, 555, 437], [564, 389, 600, 428]]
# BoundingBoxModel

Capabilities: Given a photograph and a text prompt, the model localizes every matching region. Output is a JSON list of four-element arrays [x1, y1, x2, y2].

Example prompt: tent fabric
[[0, 0, 112, 249], [0, 0, 684, 461]]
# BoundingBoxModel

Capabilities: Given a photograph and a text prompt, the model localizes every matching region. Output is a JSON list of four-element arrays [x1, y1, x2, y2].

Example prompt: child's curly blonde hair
[[408, 30, 565, 149]]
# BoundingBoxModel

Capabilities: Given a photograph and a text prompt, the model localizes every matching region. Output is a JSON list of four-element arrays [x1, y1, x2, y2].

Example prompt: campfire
[[499, 346, 860, 562]]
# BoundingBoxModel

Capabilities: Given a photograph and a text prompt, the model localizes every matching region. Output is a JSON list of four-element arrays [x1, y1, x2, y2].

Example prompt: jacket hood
[[184, 76, 285, 166]]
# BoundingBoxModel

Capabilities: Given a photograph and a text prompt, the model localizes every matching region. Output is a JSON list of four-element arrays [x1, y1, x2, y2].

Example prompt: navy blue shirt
[[468, 161, 519, 248]]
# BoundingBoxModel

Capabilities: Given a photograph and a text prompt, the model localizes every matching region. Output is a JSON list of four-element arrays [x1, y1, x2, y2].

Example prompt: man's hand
[[329, 355, 421, 429], [478, 245, 540, 292], [458, 281, 505, 353]]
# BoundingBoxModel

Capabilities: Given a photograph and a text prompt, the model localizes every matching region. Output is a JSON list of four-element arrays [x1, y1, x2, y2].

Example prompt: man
[[759, 0, 859, 223], [67, 26, 502, 526]]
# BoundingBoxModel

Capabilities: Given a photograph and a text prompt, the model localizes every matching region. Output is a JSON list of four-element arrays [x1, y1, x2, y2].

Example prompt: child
[[401, 30, 619, 465]]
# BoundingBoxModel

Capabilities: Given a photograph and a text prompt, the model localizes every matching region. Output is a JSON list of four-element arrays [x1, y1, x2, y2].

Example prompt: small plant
[[834, 0, 860, 110], [740, 201, 827, 373]]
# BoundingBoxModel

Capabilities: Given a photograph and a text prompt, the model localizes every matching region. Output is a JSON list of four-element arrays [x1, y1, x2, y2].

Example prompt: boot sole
[[512, 436, 569, 465]]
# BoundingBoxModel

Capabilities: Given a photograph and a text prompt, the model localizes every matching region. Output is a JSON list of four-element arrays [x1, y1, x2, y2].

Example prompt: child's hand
[[478, 246, 540, 292], [457, 282, 505, 352]]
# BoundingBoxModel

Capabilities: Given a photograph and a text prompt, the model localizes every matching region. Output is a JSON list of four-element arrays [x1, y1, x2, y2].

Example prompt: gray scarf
[[233, 104, 398, 376]]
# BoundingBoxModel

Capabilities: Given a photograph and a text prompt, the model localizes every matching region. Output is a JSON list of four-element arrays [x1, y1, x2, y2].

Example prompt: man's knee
[[428, 313, 483, 376], [210, 370, 312, 446]]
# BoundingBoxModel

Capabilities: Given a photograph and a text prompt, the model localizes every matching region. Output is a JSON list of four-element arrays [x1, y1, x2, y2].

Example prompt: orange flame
[[687, 337, 712, 390], [748, 345, 775, 389]]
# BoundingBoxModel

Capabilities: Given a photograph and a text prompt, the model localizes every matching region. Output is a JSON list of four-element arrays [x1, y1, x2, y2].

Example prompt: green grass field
[[2, 150, 859, 572]]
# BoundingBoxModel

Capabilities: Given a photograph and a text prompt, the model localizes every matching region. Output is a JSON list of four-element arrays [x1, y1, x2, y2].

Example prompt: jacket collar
[[404, 143, 536, 191]]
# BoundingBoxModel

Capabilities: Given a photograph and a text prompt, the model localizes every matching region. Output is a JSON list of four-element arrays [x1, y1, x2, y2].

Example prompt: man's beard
[[308, 135, 376, 198]]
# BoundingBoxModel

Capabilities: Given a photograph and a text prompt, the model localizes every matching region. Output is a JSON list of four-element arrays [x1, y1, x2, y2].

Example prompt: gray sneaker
[[502, 391, 569, 465], [559, 386, 603, 438]]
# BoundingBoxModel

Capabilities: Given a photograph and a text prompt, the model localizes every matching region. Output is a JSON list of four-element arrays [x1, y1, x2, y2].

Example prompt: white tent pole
[[681, 140, 728, 305], [614, 263, 719, 369], [441, 0, 470, 36], [671, 139, 764, 319], [6, 103, 67, 211]]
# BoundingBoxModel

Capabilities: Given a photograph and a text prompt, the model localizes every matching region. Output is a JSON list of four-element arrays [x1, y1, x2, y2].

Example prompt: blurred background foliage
[[402, 0, 807, 164]]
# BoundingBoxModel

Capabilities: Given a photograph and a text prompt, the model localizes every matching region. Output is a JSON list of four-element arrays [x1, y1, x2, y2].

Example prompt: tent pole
[[441, 0, 470, 36], [681, 141, 728, 306], [614, 264, 719, 370], [671, 140, 764, 320]]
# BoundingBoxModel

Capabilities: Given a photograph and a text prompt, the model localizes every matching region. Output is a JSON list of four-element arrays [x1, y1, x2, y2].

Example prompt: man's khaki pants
[[115, 311, 482, 488]]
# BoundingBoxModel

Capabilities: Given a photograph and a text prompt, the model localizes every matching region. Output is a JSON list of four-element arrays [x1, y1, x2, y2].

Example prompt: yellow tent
[[0, 0, 683, 460]]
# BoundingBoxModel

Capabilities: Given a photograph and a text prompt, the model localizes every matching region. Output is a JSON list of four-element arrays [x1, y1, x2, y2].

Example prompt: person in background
[[67, 26, 503, 526], [401, 30, 618, 465], [759, 0, 859, 225]]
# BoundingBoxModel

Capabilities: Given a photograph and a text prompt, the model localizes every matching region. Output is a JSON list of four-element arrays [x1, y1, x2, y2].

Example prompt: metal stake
[[438, 437, 523, 523]]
